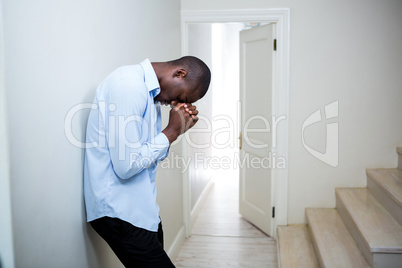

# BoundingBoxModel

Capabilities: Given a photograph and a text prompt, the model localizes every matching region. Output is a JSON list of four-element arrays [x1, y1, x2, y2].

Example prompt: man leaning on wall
[[83, 56, 211, 267]]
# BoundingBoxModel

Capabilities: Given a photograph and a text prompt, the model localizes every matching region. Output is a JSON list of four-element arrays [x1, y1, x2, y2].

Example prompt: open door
[[239, 23, 275, 236]]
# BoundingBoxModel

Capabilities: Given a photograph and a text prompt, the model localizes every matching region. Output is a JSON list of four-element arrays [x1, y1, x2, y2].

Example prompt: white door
[[239, 23, 275, 236]]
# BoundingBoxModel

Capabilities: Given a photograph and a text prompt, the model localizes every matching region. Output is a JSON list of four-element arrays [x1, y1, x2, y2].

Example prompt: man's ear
[[174, 68, 187, 78]]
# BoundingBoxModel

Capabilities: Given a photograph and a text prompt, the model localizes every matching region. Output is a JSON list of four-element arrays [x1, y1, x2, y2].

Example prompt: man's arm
[[107, 79, 170, 180]]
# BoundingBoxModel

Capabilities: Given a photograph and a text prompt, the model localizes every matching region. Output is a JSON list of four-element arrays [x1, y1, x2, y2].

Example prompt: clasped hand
[[162, 103, 199, 144]]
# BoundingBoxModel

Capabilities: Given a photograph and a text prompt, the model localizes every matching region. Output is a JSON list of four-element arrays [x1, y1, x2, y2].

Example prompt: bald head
[[152, 56, 211, 106], [167, 56, 211, 99]]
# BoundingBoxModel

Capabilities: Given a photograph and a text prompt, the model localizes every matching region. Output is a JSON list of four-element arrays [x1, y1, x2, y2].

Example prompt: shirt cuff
[[153, 132, 170, 161]]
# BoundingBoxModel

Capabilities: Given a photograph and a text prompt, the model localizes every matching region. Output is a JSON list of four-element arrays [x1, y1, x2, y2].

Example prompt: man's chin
[[154, 100, 170, 106]]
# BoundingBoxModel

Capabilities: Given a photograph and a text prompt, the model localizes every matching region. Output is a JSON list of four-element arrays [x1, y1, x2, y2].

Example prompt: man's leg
[[157, 220, 164, 250], [90, 217, 175, 268]]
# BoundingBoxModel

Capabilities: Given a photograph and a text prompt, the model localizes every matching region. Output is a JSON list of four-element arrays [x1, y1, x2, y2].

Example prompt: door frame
[[181, 8, 290, 239]]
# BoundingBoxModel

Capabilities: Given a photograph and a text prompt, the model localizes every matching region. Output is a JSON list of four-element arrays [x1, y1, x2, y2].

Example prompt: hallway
[[174, 174, 278, 267]]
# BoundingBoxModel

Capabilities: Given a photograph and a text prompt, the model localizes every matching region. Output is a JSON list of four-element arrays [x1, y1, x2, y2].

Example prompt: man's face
[[154, 69, 200, 106]]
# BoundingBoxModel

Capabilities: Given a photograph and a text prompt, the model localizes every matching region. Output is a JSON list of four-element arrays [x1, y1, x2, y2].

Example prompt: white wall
[[3, 0, 182, 267], [0, 2, 15, 267], [186, 23, 214, 209], [181, 0, 402, 224]]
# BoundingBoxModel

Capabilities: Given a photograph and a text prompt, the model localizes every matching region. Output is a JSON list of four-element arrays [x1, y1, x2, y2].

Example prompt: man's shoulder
[[97, 64, 146, 98], [106, 64, 144, 85], [117, 64, 144, 81]]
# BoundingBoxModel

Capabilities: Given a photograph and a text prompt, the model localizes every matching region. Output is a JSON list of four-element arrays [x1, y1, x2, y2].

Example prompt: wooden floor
[[174, 174, 278, 267]]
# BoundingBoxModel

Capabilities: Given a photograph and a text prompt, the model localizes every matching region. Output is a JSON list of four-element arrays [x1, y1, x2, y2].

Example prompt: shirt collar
[[140, 58, 161, 97]]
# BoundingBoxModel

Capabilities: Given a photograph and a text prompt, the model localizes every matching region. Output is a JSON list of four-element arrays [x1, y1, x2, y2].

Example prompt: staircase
[[278, 148, 402, 268]]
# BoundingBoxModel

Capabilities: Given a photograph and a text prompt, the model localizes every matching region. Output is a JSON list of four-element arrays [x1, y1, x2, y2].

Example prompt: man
[[84, 56, 211, 267]]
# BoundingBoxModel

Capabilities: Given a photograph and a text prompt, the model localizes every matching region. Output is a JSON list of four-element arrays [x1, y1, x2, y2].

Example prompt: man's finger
[[185, 104, 194, 112], [173, 103, 185, 111], [189, 109, 199, 115]]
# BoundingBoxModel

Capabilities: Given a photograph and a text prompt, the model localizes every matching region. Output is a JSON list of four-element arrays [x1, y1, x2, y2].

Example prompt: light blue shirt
[[84, 59, 170, 232]]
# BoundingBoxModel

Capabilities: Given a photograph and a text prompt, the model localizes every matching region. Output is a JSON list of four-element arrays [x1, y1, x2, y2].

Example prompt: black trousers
[[90, 217, 175, 268]]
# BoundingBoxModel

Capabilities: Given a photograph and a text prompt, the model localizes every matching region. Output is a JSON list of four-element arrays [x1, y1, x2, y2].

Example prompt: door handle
[[239, 132, 242, 150]]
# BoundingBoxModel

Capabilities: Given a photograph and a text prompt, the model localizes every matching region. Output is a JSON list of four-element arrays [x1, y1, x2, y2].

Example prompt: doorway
[[181, 9, 290, 239]]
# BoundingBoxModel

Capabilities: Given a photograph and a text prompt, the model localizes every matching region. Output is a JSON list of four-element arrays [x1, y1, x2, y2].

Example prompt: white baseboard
[[276, 227, 282, 268], [167, 225, 186, 262], [190, 178, 215, 232]]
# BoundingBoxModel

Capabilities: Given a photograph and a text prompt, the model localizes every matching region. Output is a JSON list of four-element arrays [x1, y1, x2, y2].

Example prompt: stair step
[[336, 188, 402, 267], [278, 225, 319, 268], [397, 147, 402, 170], [367, 168, 402, 225], [306, 208, 369, 268]]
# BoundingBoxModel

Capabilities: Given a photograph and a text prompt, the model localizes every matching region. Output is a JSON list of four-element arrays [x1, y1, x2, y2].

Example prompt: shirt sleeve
[[107, 78, 170, 180]]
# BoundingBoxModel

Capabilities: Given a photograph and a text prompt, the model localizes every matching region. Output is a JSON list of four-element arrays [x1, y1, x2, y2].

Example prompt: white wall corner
[[166, 225, 186, 263], [190, 178, 214, 232], [0, 1, 15, 266]]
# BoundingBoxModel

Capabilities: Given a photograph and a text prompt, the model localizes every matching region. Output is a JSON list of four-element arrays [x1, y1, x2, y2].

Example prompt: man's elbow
[[113, 164, 140, 180]]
